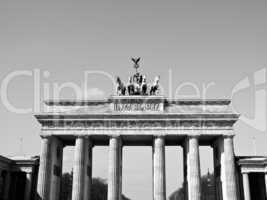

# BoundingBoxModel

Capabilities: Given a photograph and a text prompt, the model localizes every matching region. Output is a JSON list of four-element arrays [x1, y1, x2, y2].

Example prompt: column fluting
[[108, 136, 122, 200], [72, 136, 87, 200], [186, 136, 201, 200], [153, 136, 166, 200], [242, 173, 251, 200], [84, 140, 93, 200], [37, 136, 52, 200], [221, 136, 238, 200]]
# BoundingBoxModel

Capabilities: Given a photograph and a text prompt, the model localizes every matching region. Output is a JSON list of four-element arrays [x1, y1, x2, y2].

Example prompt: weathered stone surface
[[37, 136, 63, 200], [34, 96, 240, 200], [108, 137, 122, 200], [184, 136, 201, 200], [153, 137, 166, 200], [72, 136, 92, 200], [220, 136, 238, 200], [242, 173, 251, 200], [37, 136, 52, 200]]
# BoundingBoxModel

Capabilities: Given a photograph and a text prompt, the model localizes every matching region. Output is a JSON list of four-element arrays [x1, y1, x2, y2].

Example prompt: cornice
[[38, 119, 237, 129], [44, 97, 231, 106], [35, 113, 239, 120]]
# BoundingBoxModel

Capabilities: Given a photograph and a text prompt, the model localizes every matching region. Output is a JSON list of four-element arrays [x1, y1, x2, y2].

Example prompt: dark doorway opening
[[9, 172, 26, 200], [249, 173, 267, 200]]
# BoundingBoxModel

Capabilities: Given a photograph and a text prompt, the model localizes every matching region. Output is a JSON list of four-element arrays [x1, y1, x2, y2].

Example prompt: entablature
[[36, 96, 239, 130]]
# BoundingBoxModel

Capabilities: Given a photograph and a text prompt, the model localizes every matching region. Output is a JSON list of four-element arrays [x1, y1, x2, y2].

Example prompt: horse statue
[[141, 75, 148, 95], [116, 76, 126, 95], [149, 76, 160, 95], [127, 76, 135, 95]]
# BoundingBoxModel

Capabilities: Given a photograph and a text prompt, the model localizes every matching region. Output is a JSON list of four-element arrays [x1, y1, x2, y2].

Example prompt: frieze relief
[[41, 119, 236, 129]]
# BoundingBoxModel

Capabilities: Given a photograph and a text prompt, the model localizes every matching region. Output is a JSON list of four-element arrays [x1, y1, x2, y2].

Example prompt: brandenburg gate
[[34, 60, 239, 200]]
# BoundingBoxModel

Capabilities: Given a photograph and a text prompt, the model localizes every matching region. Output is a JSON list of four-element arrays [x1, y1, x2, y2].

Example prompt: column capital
[[153, 136, 165, 148], [153, 135, 165, 139], [20, 167, 33, 174], [153, 132, 166, 137], [187, 135, 200, 139], [75, 134, 89, 139], [222, 134, 235, 139], [40, 134, 53, 139], [109, 136, 123, 147], [183, 135, 200, 149], [108, 134, 121, 138], [109, 134, 122, 141]]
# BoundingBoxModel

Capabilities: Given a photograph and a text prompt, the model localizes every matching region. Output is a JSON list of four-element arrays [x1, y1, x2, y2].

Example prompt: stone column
[[119, 145, 123, 200], [213, 142, 222, 200], [37, 135, 63, 200], [72, 136, 91, 200], [50, 138, 63, 200], [24, 172, 33, 200], [108, 136, 122, 200], [242, 173, 251, 200], [37, 136, 52, 200], [83, 140, 93, 200], [184, 136, 201, 200], [153, 136, 166, 200], [220, 136, 238, 200], [152, 149, 154, 200]]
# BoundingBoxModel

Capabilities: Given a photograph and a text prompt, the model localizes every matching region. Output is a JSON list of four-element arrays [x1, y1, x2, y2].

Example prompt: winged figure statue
[[131, 57, 141, 72]]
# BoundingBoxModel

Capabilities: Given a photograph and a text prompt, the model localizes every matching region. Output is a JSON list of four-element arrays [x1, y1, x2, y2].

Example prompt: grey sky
[[0, 0, 267, 199]]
